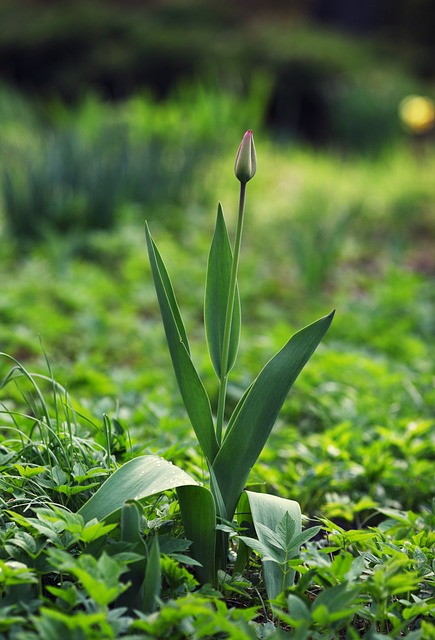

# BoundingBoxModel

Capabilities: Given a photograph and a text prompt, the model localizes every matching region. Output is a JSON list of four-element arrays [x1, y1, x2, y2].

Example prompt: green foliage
[[177, 485, 217, 586], [78, 455, 198, 524], [145, 224, 219, 463], [237, 493, 305, 602], [1, 127, 204, 244], [212, 312, 333, 519], [0, 89, 434, 637], [205, 203, 241, 378], [0, 0, 427, 154], [0, 83, 267, 245], [77, 137, 333, 594], [139, 140, 333, 588], [0, 354, 115, 513], [272, 509, 435, 638], [130, 594, 260, 639]]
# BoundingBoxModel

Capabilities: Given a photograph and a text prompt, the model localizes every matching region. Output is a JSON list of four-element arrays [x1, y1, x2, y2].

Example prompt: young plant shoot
[[78, 131, 334, 594]]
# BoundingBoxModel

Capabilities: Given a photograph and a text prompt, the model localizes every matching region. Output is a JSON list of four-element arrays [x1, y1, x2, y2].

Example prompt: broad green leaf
[[204, 203, 241, 377], [312, 582, 362, 617], [78, 455, 198, 523], [244, 491, 302, 601], [214, 311, 334, 519], [145, 224, 219, 463], [244, 491, 301, 549], [177, 485, 216, 586]]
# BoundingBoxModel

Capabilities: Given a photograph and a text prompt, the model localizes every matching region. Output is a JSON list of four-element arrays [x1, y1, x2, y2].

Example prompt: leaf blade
[[150, 227, 190, 352], [204, 203, 241, 377], [214, 311, 334, 519], [78, 455, 198, 523], [145, 223, 219, 462], [245, 491, 302, 601]]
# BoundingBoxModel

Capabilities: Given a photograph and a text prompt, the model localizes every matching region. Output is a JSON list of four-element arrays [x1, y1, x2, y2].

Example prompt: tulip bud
[[234, 130, 256, 183]]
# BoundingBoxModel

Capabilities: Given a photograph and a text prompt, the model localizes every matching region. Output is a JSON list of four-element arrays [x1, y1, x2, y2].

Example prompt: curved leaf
[[205, 203, 241, 377], [145, 223, 219, 463], [214, 311, 334, 519], [78, 455, 198, 523]]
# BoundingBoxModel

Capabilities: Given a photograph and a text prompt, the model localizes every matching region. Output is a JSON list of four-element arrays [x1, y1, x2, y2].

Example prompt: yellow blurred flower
[[399, 95, 435, 134]]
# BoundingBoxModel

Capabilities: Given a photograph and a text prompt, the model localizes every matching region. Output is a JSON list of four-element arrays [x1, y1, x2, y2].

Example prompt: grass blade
[[204, 203, 241, 377], [213, 311, 334, 519], [145, 223, 219, 463], [78, 455, 198, 523]]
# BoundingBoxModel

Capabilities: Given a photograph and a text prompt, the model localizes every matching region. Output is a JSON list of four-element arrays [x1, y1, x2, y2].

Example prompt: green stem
[[216, 181, 246, 445]]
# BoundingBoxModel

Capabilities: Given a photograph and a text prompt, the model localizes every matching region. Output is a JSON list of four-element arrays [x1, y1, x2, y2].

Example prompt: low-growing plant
[[0, 353, 120, 516], [78, 132, 334, 595], [273, 510, 435, 638]]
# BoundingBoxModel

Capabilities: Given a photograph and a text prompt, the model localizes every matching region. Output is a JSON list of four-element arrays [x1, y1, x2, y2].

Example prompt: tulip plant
[[78, 131, 334, 599]]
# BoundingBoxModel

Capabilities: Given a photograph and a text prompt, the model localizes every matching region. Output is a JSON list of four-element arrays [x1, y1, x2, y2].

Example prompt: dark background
[[1, 0, 434, 146]]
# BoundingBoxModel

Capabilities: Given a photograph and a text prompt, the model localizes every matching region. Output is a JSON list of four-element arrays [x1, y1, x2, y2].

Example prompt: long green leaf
[[151, 229, 190, 352], [143, 536, 161, 613], [78, 455, 198, 523], [177, 485, 216, 586], [213, 311, 334, 519], [145, 223, 219, 463], [204, 203, 241, 377], [245, 491, 301, 601]]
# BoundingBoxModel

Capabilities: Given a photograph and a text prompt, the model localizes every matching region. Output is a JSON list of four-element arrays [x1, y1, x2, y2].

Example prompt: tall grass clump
[[0, 82, 269, 245], [0, 353, 121, 514], [1, 125, 205, 244]]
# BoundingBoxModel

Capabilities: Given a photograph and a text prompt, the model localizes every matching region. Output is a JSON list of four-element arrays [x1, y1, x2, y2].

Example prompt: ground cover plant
[[0, 93, 434, 638]]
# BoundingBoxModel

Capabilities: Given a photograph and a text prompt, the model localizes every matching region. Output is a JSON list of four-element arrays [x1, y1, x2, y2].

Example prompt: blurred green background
[[1, 0, 435, 240], [0, 0, 434, 408]]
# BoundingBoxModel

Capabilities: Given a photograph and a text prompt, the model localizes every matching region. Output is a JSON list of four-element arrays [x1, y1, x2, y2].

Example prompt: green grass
[[0, 89, 434, 638]]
